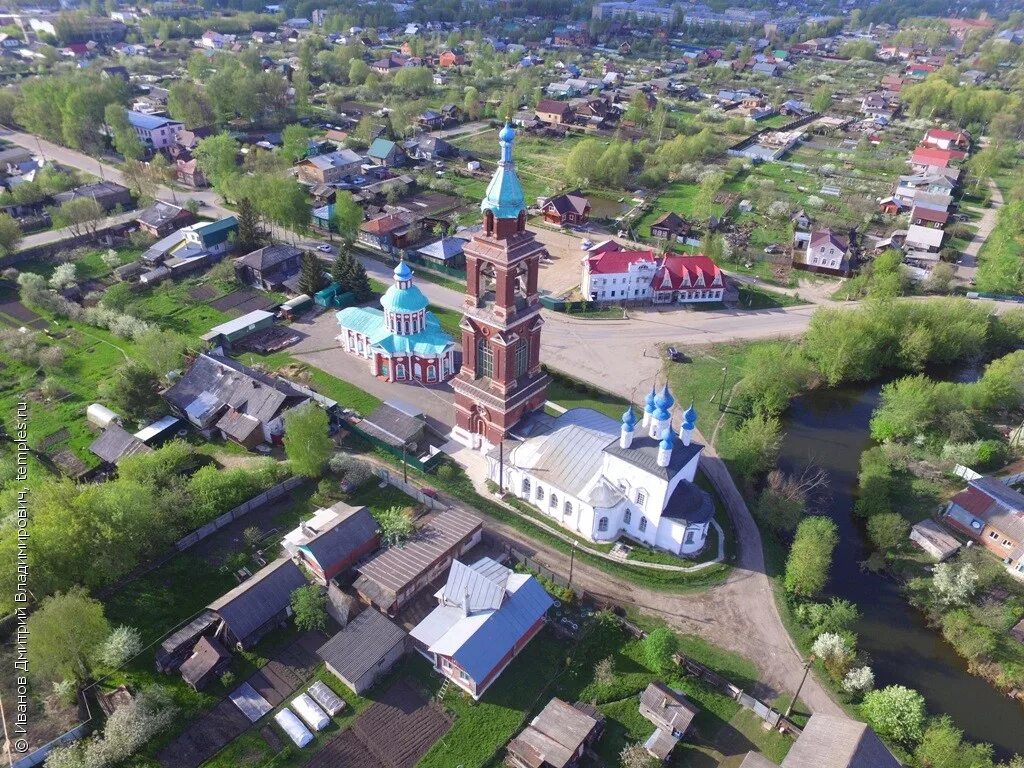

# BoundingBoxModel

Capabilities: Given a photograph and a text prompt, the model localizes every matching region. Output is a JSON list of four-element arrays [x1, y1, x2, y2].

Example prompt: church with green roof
[[335, 260, 457, 384]]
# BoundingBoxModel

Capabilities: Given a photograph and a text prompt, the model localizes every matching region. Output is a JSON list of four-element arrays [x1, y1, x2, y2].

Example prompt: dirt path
[[956, 178, 1004, 281]]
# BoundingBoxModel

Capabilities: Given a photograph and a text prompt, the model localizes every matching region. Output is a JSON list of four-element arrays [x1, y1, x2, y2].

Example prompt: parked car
[[317, 244, 333, 253], [580, 239, 593, 250], [764, 245, 782, 254]]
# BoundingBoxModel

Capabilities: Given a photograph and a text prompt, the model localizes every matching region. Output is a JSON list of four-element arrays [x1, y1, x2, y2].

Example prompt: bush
[[98, 626, 143, 669], [866, 513, 910, 554], [862, 685, 926, 746], [843, 666, 874, 698]]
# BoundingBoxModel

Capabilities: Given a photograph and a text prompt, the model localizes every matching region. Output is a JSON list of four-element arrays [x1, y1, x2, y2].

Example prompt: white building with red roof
[[581, 241, 724, 305], [921, 128, 971, 152]]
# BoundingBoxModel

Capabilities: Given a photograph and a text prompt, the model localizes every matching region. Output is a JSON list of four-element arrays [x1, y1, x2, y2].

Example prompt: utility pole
[[784, 657, 813, 721], [401, 441, 408, 484], [715, 365, 728, 412]]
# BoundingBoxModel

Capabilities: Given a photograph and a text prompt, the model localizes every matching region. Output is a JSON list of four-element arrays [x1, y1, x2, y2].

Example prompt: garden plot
[[308, 680, 452, 768]]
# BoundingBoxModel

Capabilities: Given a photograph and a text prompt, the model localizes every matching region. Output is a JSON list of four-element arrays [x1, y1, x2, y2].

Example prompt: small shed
[[89, 424, 153, 466], [180, 636, 232, 691], [201, 310, 276, 351], [317, 608, 407, 694], [87, 403, 122, 429], [910, 519, 961, 562], [314, 283, 355, 308], [279, 294, 313, 321]]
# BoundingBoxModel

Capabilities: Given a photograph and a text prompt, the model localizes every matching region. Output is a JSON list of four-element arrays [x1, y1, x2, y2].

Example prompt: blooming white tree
[[101, 249, 121, 269], [99, 626, 143, 669], [49, 263, 78, 291], [931, 562, 979, 608], [843, 665, 875, 697], [812, 631, 853, 678]]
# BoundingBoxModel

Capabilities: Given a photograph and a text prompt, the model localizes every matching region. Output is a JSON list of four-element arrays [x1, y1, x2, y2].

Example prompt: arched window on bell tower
[[517, 210, 526, 232], [484, 210, 495, 236]]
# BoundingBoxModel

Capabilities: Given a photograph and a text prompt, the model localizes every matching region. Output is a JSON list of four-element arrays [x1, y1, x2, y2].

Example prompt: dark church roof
[[603, 434, 702, 481]]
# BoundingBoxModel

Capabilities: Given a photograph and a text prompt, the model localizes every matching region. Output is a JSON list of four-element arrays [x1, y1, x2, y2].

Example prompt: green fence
[[540, 296, 599, 313], [346, 421, 446, 472]]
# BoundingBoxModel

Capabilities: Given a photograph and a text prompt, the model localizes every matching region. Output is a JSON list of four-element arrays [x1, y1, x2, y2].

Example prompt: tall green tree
[[27, 588, 110, 682], [330, 250, 356, 288], [283, 402, 332, 477], [785, 516, 839, 598], [235, 197, 265, 254], [330, 191, 362, 243], [291, 585, 329, 631], [104, 103, 144, 160], [167, 80, 215, 129], [297, 251, 327, 296], [99, 361, 163, 422], [194, 132, 240, 189]]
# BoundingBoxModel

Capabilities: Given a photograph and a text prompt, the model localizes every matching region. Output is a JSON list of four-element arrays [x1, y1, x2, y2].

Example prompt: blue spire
[[654, 384, 674, 411], [621, 406, 636, 430], [481, 122, 526, 219], [659, 429, 674, 450], [683, 402, 697, 428], [644, 386, 657, 413], [394, 260, 413, 282]]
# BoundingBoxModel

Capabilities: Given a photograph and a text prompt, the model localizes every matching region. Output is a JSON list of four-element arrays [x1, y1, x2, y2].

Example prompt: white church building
[[486, 385, 714, 556]]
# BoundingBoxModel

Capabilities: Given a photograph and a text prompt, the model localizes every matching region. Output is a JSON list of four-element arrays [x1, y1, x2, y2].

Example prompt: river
[[778, 379, 1024, 760]]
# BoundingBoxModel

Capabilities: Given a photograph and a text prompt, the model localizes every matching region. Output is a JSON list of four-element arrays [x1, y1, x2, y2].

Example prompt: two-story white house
[[488, 386, 714, 556], [581, 241, 724, 305], [126, 110, 184, 150], [581, 242, 658, 302]]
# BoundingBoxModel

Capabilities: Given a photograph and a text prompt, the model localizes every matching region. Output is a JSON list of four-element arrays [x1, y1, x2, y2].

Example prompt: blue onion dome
[[621, 406, 637, 429], [644, 386, 657, 413], [393, 260, 413, 282], [653, 406, 670, 423], [682, 402, 697, 427], [659, 429, 674, 450], [499, 121, 516, 143], [653, 384, 675, 410]]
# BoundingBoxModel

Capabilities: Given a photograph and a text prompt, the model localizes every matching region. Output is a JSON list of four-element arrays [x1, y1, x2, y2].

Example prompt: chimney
[[661, 696, 668, 709], [463, 587, 471, 617]]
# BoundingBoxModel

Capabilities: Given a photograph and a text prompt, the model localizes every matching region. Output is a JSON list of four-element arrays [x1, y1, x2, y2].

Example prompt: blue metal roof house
[[409, 557, 553, 699]]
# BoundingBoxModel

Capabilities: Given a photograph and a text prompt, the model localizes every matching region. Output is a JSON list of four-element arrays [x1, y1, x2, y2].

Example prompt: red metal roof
[[925, 128, 970, 143], [587, 248, 656, 274], [951, 486, 994, 517], [652, 253, 722, 291], [911, 146, 965, 167]]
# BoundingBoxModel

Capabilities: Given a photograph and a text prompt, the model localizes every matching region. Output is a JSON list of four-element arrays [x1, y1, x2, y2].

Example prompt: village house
[[281, 502, 380, 584], [491, 389, 715, 557], [353, 507, 483, 615], [438, 48, 465, 67], [535, 99, 574, 125], [176, 158, 207, 188], [163, 352, 312, 449], [506, 698, 604, 768], [639, 682, 699, 761], [540, 191, 590, 226], [944, 477, 1024, 578], [415, 234, 468, 270], [404, 136, 455, 162], [357, 212, 421, 253], [208, 558, 308, 649], [135, 201, 193, 237], [296, 149, 362, 185], [649, 212, 692, 242], [909, 205, 948, 228], [909, 146, 965, 174], [336, 261, 457, 384], [739, 713, 901, 767], [317, 608, 408, 693], [367, 138, 407, 167], [409, 558, 553, 700], [53, 181, 133, 213], [126, 110, 184, 150], [793, 229, 855, 276], [233, 244, 303, 291], [905, 223, 944, 253], [922, 127, 971, 151]]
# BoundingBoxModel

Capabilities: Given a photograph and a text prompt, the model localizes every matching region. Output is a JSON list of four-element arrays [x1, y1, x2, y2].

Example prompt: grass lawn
[[238, 350, 382, 416], [736, 285, 806, 309], [545, 376, 631, 420]]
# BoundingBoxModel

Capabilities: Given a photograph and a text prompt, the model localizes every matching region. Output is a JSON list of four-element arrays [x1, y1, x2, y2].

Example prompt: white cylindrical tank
[[291, 693, 330, 731], [274, 707, 314, 747], [87, 404, 121, 429]]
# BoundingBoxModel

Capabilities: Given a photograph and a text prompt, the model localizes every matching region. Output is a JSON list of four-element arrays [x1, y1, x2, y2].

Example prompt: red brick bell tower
[[451, 123, 549, 449]]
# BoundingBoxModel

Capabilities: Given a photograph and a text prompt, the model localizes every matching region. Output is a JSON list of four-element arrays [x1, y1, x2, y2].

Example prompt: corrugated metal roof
[[316, 608, 407, 683], [781, 714, 900, 768], [440, 558, 509, 612], [208, 558, 307, 644], [410, 561, 553, 684]]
